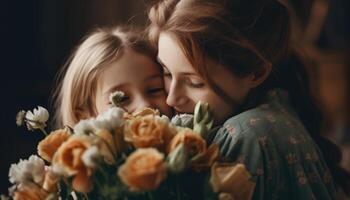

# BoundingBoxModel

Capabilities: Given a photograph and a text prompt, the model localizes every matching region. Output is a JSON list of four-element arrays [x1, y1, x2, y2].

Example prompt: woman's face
[[157, 33, 255, 124], [95, 48, 173, 117]]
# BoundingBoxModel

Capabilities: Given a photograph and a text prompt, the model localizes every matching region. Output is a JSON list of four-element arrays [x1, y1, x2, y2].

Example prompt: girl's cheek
[[157, 100, 173, 117], [163, 78, 171, 93]]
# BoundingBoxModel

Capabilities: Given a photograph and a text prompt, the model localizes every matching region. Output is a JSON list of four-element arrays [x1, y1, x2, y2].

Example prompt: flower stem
[[83, 193, 89, 200], [176, 176, 181, 200], [39, 127, 48, 136], [147, 192, 154, 200], [97, 135, 117, 163]]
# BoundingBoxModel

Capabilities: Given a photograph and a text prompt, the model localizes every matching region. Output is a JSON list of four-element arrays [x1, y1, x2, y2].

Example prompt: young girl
[[148, 0, 349, 199], [54, 26, 173, 128]]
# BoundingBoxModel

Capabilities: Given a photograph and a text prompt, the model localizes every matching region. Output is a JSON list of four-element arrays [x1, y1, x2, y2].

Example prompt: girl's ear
[[248, 64, 272, 88]]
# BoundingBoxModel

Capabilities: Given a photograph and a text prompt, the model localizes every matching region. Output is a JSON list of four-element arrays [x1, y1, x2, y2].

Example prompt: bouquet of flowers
[[2, 92, 255, 200]]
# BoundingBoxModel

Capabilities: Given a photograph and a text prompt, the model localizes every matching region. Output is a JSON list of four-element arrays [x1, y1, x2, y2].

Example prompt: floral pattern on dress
[[210, 89, 338, 200]]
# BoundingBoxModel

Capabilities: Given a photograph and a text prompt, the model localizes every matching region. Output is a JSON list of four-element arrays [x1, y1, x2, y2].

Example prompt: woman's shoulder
[[212, 89, 316, 153], [223, 89, 305, 137], [223, 106, 294, 138]]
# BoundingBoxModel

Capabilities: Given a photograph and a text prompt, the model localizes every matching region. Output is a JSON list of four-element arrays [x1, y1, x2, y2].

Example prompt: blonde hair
[[53, 26, 156, 128]]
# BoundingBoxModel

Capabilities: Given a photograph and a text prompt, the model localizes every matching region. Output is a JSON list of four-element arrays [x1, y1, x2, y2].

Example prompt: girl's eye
[[162, 67, 172, 78], [163, 72, 172, 79], [148, 88, 165, 95]]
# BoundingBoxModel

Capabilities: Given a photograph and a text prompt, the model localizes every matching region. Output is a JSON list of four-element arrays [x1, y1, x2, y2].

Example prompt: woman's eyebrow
[[156, 56, 197, 76]]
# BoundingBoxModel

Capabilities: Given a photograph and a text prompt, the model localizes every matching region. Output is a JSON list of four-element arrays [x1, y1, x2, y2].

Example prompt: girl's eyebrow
[[145, 74, 163, 81], [103, 83, 128, 96]]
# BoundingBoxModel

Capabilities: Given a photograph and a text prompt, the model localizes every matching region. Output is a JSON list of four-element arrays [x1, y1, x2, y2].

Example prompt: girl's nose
[[133, 96, 152, 112]]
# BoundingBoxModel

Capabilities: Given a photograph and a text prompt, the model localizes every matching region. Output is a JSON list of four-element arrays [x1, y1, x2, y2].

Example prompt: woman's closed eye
[[186, 78, 205, 88]]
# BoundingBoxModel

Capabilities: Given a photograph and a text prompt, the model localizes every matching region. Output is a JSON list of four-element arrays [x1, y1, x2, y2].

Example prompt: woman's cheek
[[202, 93, 234, 124]]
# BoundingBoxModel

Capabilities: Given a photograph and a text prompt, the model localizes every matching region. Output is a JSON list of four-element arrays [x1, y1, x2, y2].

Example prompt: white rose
[[73, 118, 96, 135], [81, 146, 100, 168], [9, 155, 45, 184], [94, 107, 125, 130], [25, 106, 49, 130]]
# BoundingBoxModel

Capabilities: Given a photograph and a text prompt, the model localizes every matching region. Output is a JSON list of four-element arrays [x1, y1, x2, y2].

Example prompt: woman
[[147, 0, 349, 198]]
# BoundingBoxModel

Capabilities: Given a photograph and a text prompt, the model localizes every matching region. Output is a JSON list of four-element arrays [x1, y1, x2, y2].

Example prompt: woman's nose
[[166, 80, 187, 107]]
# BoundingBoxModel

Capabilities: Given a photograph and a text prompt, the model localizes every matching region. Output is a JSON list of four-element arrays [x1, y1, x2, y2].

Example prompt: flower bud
[[167, 144, 189, 173], [109, 91, 125, 107], [193, 102, 214, 139], [16, 110, 26, 126]]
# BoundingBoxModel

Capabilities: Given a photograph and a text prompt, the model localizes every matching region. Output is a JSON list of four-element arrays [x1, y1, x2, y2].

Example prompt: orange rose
[[13, 182, 49, 200], [168, 129, 206, 158], [42, 169, 60, 193], [71, 171, 93, 194], [52, 136, 92, 175], [123, 112, 134, 120], [96, 127, 130, 158], [123, 108, 160, 121], [210, 163, 256, 200], [118, 148, 167, 191], [95, 129, 117, 164], [132, 108, 160, 117], [124, 115, 173, 150], [52, 136, 93, 193], [112, 126, 131, 154], [37, 128, 70, 162]]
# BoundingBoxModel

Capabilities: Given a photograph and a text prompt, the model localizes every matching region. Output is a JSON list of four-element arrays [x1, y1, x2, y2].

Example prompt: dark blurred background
[[0, 0, 349, 193]]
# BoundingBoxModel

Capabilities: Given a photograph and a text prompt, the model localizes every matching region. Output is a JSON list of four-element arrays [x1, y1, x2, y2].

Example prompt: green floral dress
[[210, 89, 338, 199]]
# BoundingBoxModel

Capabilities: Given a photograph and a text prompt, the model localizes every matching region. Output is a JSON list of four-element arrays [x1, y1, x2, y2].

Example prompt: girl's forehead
[[97, 50, 163, 92]]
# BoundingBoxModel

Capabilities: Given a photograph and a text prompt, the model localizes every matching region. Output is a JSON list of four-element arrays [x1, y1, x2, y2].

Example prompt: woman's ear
[[248, 64, 272, 88]]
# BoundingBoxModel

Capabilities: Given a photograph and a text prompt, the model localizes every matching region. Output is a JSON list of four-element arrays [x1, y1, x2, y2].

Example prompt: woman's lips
[[173, 107, 192, 115]]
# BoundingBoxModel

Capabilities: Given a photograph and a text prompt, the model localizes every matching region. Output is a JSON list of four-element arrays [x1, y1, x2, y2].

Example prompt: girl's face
[[95, 48, 173, 117], [157, 33, 256, 124]]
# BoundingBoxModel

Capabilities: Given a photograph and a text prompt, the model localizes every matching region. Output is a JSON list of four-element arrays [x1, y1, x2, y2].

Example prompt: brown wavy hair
[[147, 0, 350, 194]]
